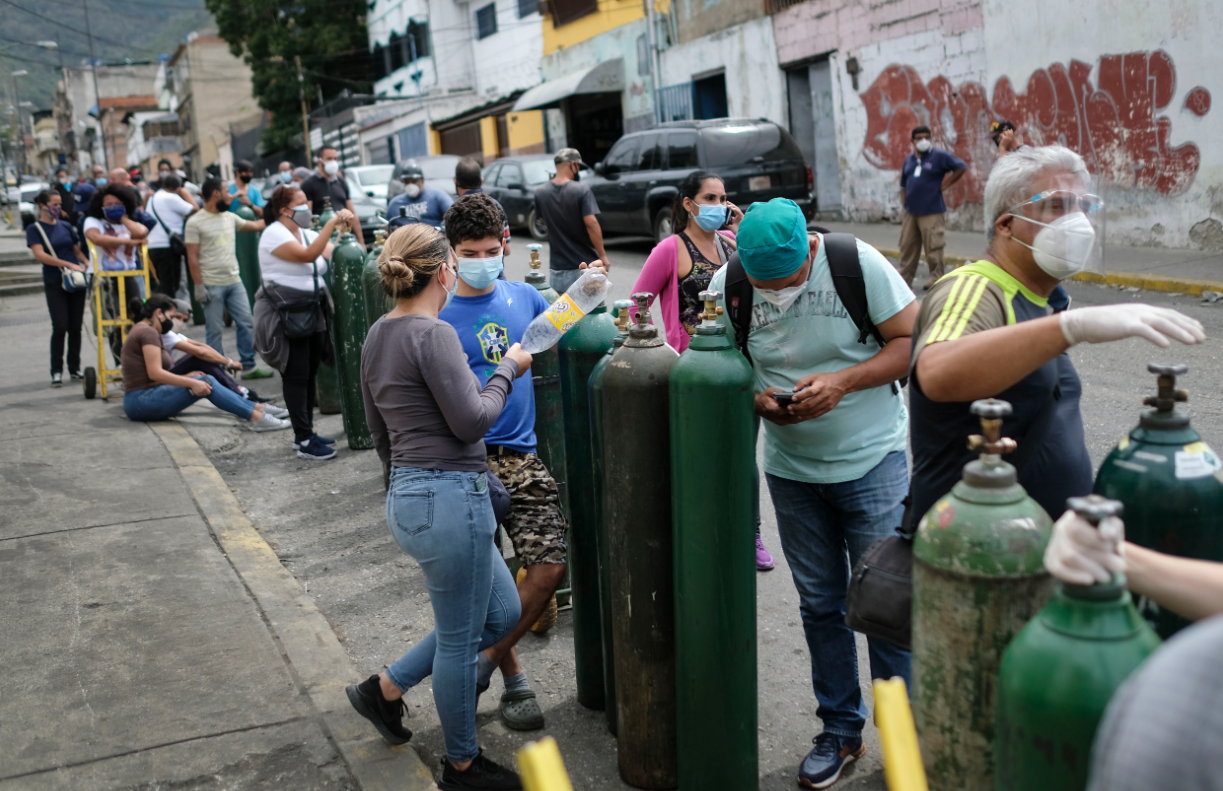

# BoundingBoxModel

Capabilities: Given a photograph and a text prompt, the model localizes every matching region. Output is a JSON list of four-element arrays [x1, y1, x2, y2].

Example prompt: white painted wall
[[540, 18, 653, 123], [469, 0, 544, 99], [370, 0, 475, 98], [658, 16, 785, 125]]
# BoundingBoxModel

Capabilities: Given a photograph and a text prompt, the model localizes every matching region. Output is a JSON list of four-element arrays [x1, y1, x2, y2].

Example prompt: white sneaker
[[261, 403, 290, 419], [248, 413, 292, 432]]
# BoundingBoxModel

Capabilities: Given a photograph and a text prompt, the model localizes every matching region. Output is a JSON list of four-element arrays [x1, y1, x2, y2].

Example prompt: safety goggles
[[1008, 190, 1103, 220]]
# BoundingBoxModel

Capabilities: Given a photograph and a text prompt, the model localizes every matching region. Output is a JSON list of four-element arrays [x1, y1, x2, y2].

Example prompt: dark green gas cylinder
[[362, 228, 388, 332], [1094, 363, 1223, 639], [588, 299, 633, 736], [315, 222, 342, 416], [670, 290, 757, 791], [525, 242, 568, 521], [233, 202, 261, 308], [317, 196, 336, 240], [913, 399, 1055, 791], [604, 292, 681, 789], [997, 495, 1160, 791], [330, 223, 372, 449]]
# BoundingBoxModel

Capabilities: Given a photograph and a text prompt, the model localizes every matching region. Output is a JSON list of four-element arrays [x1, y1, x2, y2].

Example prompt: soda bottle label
[[544, 295, 586, 332]]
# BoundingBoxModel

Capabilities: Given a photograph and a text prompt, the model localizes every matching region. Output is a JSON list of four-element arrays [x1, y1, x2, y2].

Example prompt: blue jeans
[[384, 467, 520, 763], [766, 450, 912, 737], [203, 283, 256, 370], [122, 375, 255, 422]]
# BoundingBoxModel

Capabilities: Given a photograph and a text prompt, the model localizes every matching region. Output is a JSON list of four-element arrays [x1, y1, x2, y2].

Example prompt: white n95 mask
[[1014, 212, 1097, 280], [757, 284, 805, 314]]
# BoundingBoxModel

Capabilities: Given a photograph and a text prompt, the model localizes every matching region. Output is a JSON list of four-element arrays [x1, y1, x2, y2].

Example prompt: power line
[[0, 0, 138, 51], [0, 35, 96, 60]]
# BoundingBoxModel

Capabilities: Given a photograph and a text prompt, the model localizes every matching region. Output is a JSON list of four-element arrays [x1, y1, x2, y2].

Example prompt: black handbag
[[845, 385, 1063, 650], [265, 260, 322, 339], [149, 195, 188, 259]]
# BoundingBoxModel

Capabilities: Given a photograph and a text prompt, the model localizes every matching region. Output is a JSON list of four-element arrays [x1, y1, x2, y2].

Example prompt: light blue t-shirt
[[387, 187, 454, 228], [228, 182, 265, 213], [438, 279, 550, 452], [709, 234, 914, 484]]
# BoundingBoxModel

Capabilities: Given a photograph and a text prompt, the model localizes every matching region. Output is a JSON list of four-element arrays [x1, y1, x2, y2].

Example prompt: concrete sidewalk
[[0, 296, 433, 788], [818, 220, 1223, 294]]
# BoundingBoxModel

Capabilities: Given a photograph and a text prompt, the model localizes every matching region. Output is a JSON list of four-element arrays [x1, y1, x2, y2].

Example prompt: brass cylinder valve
[[613, 298, 634, 332], [698, 290, 724, 325], [968, 398, 1018, 458], [528, 243, 543, 270], [1143, 363, 1188, 413]]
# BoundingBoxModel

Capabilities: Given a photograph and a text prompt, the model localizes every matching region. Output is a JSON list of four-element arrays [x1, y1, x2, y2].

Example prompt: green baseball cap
[[737, 198, 809, 280]]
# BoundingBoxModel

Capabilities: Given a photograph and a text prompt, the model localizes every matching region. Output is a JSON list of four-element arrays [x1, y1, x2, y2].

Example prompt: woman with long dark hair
[[26, 189, 89, 386], [629, 170, 743, 352], [120, 293, 290, 430], [253, 184, 354, 459], [348, 223, 531, 791]]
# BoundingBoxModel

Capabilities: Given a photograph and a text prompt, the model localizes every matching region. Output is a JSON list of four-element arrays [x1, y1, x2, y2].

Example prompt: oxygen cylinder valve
[[1143, 363, 1188, 413], [632, 292, 654, 327], [698, 290, 724, 327], [613, 299, 633, 332], [528, 244, 543, 270], [1066, 494, 1127, 593], [967, 398, 1018, 461]]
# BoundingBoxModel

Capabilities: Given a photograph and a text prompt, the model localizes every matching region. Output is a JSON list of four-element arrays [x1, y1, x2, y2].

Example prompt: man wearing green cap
[[710, 198, 918, 789]]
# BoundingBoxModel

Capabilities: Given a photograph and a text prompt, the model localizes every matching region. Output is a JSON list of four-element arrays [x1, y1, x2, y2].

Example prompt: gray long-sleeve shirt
[[361, 314, 519, 471]]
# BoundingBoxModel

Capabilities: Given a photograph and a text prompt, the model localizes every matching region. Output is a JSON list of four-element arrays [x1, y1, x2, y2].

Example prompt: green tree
[[205, 0, 373, 152]]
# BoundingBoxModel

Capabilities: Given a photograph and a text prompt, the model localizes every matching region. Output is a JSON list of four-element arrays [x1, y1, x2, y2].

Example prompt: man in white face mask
[[299, 146, 365, 247], [707, 198, 920, 789], [909, 144, 1206, 524], [898, 125, 966, 290], [386, 161, 453, 230]]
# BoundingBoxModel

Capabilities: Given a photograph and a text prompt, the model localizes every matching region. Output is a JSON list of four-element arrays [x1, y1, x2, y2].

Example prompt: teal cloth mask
[[456, 255, 504, 289]]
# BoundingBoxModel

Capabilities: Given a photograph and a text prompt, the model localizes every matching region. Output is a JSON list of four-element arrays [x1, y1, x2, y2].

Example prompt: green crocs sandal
[[241, 367, 274, 380], [499, 688, 545, 731]]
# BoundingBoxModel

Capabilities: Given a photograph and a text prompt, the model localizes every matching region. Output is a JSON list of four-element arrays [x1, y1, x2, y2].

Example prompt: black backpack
[[723, 228, 907, 393]]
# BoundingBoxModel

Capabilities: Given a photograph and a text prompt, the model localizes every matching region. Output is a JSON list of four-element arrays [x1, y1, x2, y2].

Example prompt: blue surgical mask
[[103, 205, 126, 222], [279, 171, 292, 183], [442, 264, 458, 309], [456, 255, 504, 289], [691, 203, 728, 233], [95, 177, 108, 187]]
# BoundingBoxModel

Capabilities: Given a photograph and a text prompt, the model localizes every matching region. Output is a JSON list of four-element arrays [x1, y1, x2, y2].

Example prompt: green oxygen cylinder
[[670, 290, 757, 790], [317, 196, 336, 239], [329, 222, 373, 449], [588, 299, 633, 736], [315, 207, 342, 416], [603, 292, 681, 789], [559, 296, 618, 710], [525, 242, 568, 523], [362, 228, 388, 332], [912, 398, 1055, 791], [996, 495, 1160, 791], [232, 202, 261, 308], [1093, 363, 1223, 638]]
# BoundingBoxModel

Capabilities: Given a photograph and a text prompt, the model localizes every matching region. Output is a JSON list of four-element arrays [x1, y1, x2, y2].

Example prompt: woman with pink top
[[630, 170, 776, 570]]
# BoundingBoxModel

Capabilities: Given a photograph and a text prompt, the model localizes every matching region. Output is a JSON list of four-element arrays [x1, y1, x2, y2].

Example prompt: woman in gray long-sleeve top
[[347, 224, 533, 791]]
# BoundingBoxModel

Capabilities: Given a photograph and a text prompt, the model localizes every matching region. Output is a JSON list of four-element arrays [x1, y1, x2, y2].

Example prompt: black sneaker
[[798, 732, 865, 788], [244, 388, 273, 403], [69, 370, 83, 381], [345, 675, 411, 745], [296, 437, 337, 460], [438, 751, 523, 790]]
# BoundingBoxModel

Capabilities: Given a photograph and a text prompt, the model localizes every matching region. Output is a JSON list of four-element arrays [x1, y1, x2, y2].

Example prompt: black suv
[[584, 117, 813, 241]]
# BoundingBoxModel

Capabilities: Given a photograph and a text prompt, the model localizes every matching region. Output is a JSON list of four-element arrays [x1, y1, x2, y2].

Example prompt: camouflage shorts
[[487, 451, 568, 566]]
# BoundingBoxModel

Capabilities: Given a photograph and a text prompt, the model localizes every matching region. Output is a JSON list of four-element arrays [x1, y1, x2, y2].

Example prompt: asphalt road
[[171, 230, 1223, 791]]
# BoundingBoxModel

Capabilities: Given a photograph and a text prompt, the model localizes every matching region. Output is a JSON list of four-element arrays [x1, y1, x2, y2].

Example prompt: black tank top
[[676, 232, 731, 336]]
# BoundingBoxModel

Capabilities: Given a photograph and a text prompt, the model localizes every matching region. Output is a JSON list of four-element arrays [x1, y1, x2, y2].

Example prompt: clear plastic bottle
[[520, 267, 613, 353]]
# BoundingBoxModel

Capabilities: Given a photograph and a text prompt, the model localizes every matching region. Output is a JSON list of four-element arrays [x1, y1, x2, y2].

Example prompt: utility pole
[[296, 55, 312, 167], [645, 0, 661, 123], [82, 0, 107, 169], [11, 70, 27, 176]]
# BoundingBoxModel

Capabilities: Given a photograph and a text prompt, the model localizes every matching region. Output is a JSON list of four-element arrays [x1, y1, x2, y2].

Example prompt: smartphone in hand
[[772, 391, 797, 406]]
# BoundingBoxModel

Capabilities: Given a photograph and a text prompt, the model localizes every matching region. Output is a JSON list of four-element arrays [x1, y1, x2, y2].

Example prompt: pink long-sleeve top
[[629, 230, 736, 353]]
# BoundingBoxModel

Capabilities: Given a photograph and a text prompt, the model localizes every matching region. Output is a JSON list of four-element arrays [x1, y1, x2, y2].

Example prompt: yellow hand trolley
[[83, 240, 152, 400]]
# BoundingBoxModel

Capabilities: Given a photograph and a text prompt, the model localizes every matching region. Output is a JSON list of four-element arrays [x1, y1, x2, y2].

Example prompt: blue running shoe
[[798, 732, 864, 789], [293, 433, 337, 450], [296, 437, 337, 460]]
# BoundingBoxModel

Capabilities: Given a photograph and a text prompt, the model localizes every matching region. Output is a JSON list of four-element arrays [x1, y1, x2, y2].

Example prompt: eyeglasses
[[1009, 190, 1103, 218]]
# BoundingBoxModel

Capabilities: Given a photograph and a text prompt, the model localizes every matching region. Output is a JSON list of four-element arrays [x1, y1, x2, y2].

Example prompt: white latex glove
[[1060, 304, 1205, 348], [194, 283, 210, 304], [1044, 509, 1127, 585]]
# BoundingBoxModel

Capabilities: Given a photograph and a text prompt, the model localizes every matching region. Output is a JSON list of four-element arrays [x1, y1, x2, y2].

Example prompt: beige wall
[[174, 39, 259, 177]]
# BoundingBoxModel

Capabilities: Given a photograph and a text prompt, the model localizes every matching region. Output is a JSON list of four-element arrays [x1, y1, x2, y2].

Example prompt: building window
[[476, 4, 498, 39], [517, 0, 536, 18], [373, 20, 429, 80], [549, 0, 596, 26]]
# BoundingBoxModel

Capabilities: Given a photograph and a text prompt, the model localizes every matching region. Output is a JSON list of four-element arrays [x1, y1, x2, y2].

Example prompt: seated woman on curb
[[121, 293, 291, 431], [159, 320, 289, 420]]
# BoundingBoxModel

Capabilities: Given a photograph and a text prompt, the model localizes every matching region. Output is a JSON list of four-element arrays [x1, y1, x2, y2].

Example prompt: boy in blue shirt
[[898, 125, 966, 289], [437, 192, 562, 732]]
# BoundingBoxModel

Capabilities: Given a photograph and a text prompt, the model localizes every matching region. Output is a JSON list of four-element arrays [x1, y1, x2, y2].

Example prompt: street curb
[[875, 247, 1223, 295], [149, 421, 438, 791]]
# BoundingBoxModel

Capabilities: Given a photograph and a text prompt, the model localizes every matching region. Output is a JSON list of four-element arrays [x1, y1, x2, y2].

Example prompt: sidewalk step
[[0, 282, 44, 297], [0, 251, 36, 266]]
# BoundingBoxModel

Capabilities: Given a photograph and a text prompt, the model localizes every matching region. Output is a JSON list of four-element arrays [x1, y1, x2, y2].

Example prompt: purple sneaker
[[756, 534, 775, 571]]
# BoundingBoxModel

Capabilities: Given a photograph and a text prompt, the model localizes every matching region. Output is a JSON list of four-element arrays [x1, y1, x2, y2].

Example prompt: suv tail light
[[806, 166, 814, 193]]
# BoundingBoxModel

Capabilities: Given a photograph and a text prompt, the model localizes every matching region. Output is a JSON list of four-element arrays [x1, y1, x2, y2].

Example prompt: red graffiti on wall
[[860, 50, 1207, 204]]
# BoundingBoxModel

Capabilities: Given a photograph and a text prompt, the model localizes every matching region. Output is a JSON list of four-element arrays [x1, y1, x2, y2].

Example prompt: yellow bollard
[[873, 677, 929, 791], [516, 736, 574, 791]]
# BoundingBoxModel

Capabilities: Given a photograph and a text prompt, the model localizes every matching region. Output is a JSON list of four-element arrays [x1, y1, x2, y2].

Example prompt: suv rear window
[[701, 124, 805, 169]]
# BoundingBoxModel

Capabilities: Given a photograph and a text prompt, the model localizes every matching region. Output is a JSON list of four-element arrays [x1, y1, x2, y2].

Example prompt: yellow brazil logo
[[478, 322, 509, 364]]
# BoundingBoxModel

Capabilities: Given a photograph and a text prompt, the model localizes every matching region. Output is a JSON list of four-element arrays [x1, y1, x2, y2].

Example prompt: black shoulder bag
[[845, 385, 1062, 650], [149, 194, 188, 259], [264, 257, 322, 339]]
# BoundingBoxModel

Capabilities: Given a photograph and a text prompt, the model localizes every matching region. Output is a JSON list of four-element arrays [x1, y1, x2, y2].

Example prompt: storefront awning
[[511, 58, 624, 112]]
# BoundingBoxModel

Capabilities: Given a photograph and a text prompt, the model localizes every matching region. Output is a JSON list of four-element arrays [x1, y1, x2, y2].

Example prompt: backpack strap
[[724, 250, 753, 365], [823, 232, 907, 393]]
